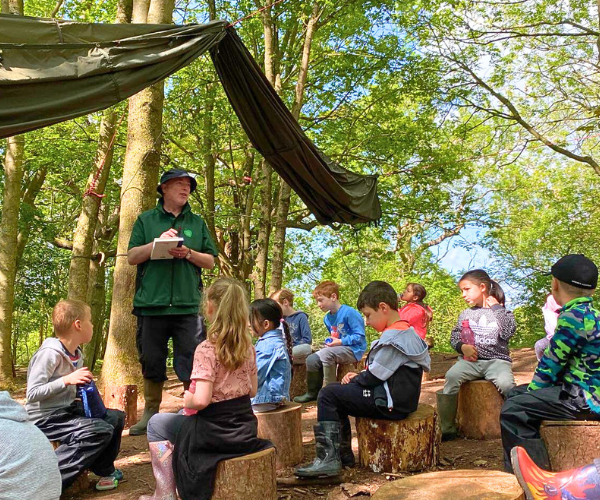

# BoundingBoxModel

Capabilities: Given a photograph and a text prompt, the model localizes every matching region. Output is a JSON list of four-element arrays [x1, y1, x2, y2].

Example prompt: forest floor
[[9, 348, 539, 500]]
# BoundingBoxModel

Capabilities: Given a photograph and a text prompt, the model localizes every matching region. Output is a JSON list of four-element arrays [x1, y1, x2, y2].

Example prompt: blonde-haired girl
[[140, 278, 272, 500]]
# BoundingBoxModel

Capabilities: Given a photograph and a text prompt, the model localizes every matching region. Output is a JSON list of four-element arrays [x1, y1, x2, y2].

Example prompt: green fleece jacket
[[129, 200, 218, 315]]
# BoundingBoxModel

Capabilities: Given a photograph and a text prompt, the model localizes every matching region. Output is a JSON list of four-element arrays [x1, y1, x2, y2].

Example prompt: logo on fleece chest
[[469, 314, 499, 346]]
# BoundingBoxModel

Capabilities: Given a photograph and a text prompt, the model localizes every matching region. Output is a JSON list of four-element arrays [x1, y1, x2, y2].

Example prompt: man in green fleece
[[128, 169, 218, 435]]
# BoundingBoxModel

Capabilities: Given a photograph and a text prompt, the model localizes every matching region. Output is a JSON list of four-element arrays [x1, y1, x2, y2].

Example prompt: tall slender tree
[[0, 0, 25, 387], [101, 0, 175, 388]]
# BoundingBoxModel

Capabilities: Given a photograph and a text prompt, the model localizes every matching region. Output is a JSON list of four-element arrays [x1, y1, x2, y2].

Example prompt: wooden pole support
[[541, 420, 600, 471], [212, 447, 277, 500], [103, 384, 137, 428], [457, 380, 503, 440], [256, 402, 303, 468], [356, 403, 440, 473], [372, 470, 524, 500]]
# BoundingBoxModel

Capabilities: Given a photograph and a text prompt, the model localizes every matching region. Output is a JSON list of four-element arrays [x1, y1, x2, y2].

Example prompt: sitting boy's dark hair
[[357, 281, 398, 310], [556, 279, 595, 298]]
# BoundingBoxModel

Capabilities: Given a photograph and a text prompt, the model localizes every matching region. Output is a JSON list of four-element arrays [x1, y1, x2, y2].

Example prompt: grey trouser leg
[[292, 344, 312, 358], [481, 359, 515, 396], [306, 346, 356, 372], [147, 411, 186, 444], [443, 358, 515, 396]]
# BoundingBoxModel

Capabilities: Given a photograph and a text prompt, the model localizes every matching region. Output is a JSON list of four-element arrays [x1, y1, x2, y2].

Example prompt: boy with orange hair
[[294, 281, 366, 403]]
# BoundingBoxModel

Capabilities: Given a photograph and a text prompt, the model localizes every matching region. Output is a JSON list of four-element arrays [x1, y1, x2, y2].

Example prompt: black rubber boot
[[293, 370, 324, 404], [339, 418, 355, 467], [129, 379, 164, 436], [294, 421, 343, 478], [436, 390, 458, 441]]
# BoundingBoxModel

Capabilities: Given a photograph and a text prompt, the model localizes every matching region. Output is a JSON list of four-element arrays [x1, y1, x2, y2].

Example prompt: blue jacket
[[252, 329, 292, 405], [324, 305, 367, 361], [285, 311, 312, 346]]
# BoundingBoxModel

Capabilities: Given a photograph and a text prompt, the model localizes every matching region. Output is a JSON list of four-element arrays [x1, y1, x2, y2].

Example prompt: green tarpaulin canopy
[[0, 14, 381, 224]]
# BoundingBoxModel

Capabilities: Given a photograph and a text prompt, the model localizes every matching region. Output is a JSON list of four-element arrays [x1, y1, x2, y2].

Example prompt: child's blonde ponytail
[[204, 278, 252, 371]]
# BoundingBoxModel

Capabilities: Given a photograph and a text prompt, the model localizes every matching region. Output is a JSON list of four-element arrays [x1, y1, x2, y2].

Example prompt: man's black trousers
[[136, 314, 205, 383]]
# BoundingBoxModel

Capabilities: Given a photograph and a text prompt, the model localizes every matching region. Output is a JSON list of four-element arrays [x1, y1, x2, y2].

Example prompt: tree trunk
[[269, 2, 320, 294], [0, 0, 24, 385], [256, 403, 303, 468], [100, 0, 174, 388], [68, 0, 132, 301], [83, 251, 106, 372], [16, 165, 48, 264]]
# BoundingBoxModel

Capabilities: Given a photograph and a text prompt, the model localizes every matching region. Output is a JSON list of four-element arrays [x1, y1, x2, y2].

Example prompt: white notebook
[[150, 237, 184, 260]]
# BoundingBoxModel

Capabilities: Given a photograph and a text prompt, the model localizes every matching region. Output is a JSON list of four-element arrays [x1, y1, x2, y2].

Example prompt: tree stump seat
[[540, 419, 600, 470], [356, 403, 440, 473], [211, 447, 277, 500], [336, 353, 367, 382], [371, 470, 524, 500], [457, 380, 503, 440], [256, 402, 303, 468], [290, 355, 308, 400]]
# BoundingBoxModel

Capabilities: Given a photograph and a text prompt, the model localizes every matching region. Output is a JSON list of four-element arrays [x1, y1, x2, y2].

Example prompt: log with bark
[[103, 384, 137, 428], [541, 419, 600, 470], [457, 379, 503, 440], [356, 403, 440, 473], [256, 402, 303, 468], [212, 447, 277, 500], [290, 356, 308, 400], [371, 470, 524, 500]]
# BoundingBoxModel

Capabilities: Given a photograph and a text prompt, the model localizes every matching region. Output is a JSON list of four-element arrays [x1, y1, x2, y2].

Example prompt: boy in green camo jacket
[[501, 254, 600, 473]]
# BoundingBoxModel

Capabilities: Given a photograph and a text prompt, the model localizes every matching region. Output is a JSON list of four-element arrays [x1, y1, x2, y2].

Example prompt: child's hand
[[341, 372, 358, 384], [461, 344, 478, 362], [183, 390, 194, 408], [325, 337, 342, 347], [63, 367, 93, 386], [485, 296, 499, 308]]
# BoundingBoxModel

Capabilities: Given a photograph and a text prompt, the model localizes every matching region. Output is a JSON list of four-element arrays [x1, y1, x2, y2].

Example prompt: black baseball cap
[[549, 254, 598, 290], [157, 168, 197, 194]]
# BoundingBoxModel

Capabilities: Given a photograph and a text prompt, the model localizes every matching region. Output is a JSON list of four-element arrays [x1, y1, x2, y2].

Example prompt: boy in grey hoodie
[[0, 391, 61, 500], [295, 281, 430, 478], [26, 299, 125, 491]]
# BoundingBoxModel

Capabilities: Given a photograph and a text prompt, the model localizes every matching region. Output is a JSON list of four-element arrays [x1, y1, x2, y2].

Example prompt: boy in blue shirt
[[294, 281, 367, 403], [295, 281, 430, 478]]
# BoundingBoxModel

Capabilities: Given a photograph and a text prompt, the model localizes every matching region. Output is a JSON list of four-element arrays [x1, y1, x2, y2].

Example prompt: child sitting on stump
[[250, 298, 293, 413], [25, 300, 125, 492], [295, 281, 430, 478], [271, 289, 313, 358], [501, 254, 600, 473], [294, 281, 367, 403], [436, 269, 516, 441]]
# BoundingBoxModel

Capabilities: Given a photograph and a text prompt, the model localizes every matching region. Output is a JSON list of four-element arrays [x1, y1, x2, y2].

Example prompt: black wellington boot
[[339, 418, 355, 467], [294, 421, 343, 478]]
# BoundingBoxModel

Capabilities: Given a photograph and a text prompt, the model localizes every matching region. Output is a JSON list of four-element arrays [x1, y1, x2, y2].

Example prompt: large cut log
[[356, 403, 440, 473], [457, 380, 503, 440], [372, 470, 524, 500], [290, 356, 308, 400], [336, 354, 367, 382], [212, 447, 277, 500], [103, 384, 137, 428], [256, 403, 303, 468], [541, 419, 600, 470]]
